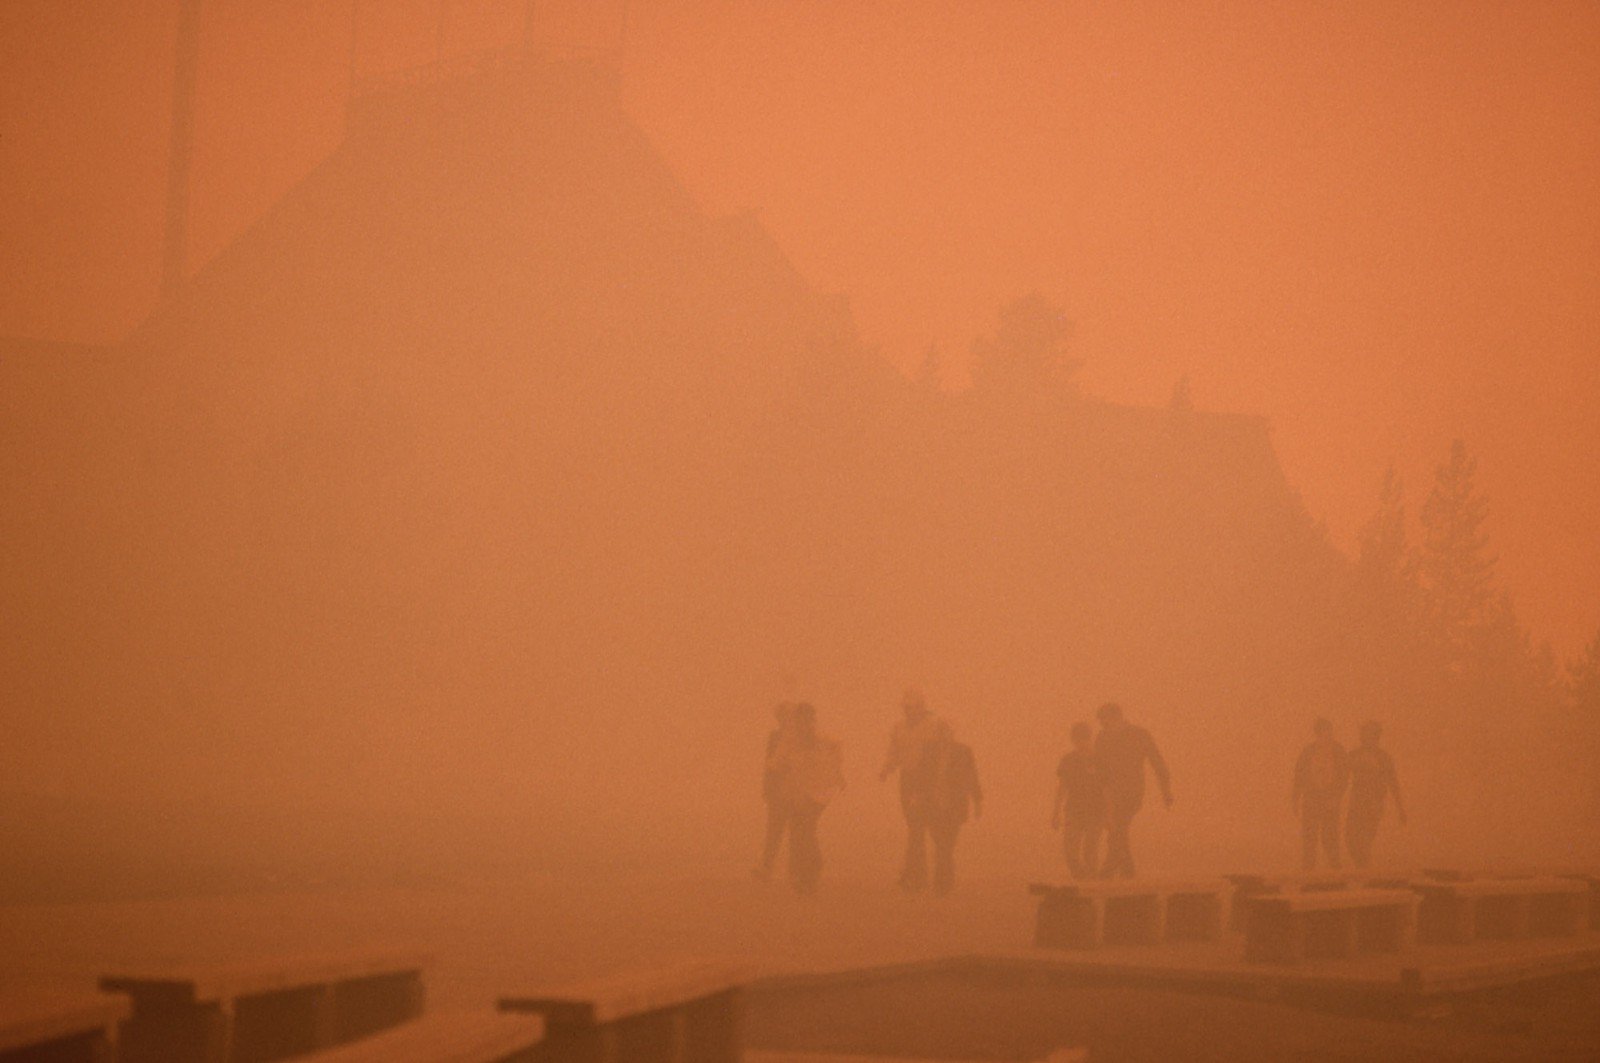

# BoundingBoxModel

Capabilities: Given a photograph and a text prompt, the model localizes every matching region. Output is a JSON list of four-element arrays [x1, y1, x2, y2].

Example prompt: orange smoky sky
[[2, 0, 1597, 652]]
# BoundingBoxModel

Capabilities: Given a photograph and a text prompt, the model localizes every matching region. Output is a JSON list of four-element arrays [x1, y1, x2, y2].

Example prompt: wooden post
[[204, 1002, 234, 1063], [1175, 892, 1224, 941], [161, 0, 204, 299]]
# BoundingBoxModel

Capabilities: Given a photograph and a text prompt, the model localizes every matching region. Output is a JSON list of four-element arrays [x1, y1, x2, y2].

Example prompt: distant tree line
[[1346, 438, 1600, 843]]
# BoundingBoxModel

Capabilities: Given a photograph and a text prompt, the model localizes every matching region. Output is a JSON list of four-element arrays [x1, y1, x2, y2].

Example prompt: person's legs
[[758, 798, 787, 877], [1300, 805, 1319, 871], [787, 803, 823, 894], [1101, 803, 1136, 879], [1063, 810, 1088, 879], [899, 791, 929, 891], [1320, 803, 1342, 869], [1346, 802, 1379, 868], [930, 816, 959, 896], [1083, 817, 1103, 880]]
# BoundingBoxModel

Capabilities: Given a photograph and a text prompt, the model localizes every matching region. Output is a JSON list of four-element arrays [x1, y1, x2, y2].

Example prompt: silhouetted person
[[1053, 721, 1105, 880], [768, 702, 844, 894], [925, 721, 983, 896], [1346, 720, 1406, 868], [755, 701, 797, 881], [1094, 702, 1171, 879], [1292, 717, 1350, 871], [879, 687, 944, 892]]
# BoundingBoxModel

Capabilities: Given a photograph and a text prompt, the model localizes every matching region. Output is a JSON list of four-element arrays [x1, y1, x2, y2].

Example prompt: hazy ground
[[5, 861, 1599, 1060], [0, 866, 1037, 1007]]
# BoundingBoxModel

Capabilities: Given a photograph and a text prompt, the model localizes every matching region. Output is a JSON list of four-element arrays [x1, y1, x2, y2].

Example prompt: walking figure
[[755, 702, 797, 881], [767, 703, 844, 894], [1292, 718, 1350, 871], [1345, 721, 1406, 868], [879, 688, 944, 892], [1053, 721, 1105, 880], [1094, 702, 1172, 879], [925, 721, 983, 896]]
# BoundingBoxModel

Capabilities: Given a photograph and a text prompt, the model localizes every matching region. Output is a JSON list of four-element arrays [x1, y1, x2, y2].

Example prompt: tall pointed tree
[[1356, 465, 1413, 601], [1418, 440, 1497, 669], [1571, 626, 1600, 716], [1347, 465, 1426, 713]]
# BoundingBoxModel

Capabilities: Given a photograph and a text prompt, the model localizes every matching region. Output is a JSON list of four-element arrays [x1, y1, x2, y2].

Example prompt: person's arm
[[1386, 753, 1407, 824], [967, 748, 983, 818], [1052, 772, 1066, 829], [1146, 731, 1173, 807]]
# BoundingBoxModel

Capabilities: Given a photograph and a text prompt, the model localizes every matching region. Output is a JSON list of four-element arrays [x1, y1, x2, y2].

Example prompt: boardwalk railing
[[0, 994, 129, 1063], [1029, 880, 1226, 949], [498, 961, 747, 1063], [1413, 877, 1589, 945], [100, 950, 428, 1063], [1242, 888, 1420, 964], [296, 1011, 545, 1063]]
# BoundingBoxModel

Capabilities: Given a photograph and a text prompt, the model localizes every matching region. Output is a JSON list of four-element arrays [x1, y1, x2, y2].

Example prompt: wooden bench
[[1413, 877, 1590, 945], [100, 950, 428, 1063], [0, 994, 130, 1063], [1223, 871, 1413, 931], [1029, 880, 1226, 949], [1243, 889, 1419, 964], [295, 1011, 545, 1063], [498, 961, 746, 1063]]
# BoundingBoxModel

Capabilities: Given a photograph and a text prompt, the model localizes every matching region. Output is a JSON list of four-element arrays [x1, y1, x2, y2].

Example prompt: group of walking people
[[756, 690, 1174, 894], [1293, 717, 1407, 870], [1050, 701, 1173, 880], [756, 689, 983, 895], [757, 691, 1411, 894]]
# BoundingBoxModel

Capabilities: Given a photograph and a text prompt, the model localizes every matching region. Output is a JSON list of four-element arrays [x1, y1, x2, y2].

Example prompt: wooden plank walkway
[[0, 993, 129, 1061], [297, 1011, 545, 1063], [100, 949, 430, 1063], [752, 931, 1600, 1011]]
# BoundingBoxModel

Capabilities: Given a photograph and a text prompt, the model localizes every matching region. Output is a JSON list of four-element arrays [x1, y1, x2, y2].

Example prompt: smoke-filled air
[[2, 3, 1597, 1062]]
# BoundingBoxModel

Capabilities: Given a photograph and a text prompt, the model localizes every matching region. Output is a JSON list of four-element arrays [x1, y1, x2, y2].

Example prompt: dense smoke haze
[[0, 16, 1597, 1062]]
